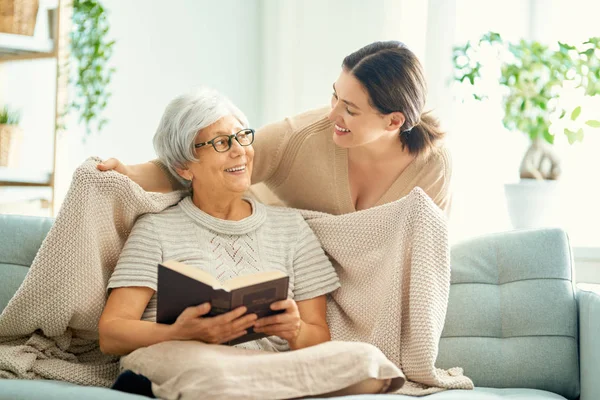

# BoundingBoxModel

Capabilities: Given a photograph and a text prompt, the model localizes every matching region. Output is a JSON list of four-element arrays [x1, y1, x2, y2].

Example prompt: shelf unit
[[0, 0, 70, 215], [0, 32, 53, 55], [0, 168, 52, 186]]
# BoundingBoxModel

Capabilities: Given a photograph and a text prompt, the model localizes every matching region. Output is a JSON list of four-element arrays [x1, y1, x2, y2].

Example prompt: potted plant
[[452, 32, 600, 228], [0, 105, 21, 167]]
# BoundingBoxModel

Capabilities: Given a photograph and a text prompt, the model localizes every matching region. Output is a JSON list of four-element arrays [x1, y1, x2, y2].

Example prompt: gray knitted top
[[108, 196, 340, 352]]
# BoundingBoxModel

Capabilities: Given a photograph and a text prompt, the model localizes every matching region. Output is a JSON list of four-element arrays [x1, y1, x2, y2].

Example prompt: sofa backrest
[[437, 228, 579, 399], [0, 214, 54, 313]]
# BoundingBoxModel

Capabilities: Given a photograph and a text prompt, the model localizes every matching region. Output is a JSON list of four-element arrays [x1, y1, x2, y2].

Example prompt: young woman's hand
[[172, 303, 257, 344], [253, 299, 302, 344], [97, 158, 129, 175], [96, 159, 174, 193]]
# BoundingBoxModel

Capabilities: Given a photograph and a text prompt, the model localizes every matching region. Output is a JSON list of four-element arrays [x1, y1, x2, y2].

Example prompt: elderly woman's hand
[[172, 303, 258, 344], [253, 299, 302, 344]]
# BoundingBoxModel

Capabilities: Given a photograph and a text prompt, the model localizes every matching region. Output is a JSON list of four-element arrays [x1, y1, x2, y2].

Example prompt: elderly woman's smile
[[224, 164, 247, 173]]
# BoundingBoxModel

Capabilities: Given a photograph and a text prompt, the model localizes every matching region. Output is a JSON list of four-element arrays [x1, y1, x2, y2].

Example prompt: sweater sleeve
[[418, 146, 453, 215], [423, 147, 452, 215], [291, 217, 340, 301], [149, 159, 189, 191], [250, 117, 294, 185], [108, 214, 162, 292]]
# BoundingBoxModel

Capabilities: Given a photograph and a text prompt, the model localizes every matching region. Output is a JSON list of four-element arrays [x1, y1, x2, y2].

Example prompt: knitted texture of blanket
[[0, 158, 473, 395]]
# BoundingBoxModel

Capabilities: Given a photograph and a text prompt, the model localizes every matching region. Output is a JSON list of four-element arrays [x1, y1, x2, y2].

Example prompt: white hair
[[153, 87, 249, 176]]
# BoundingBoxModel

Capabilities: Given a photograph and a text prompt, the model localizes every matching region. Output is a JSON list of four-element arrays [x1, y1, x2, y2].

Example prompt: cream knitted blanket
[[0, 158, 473, 395]]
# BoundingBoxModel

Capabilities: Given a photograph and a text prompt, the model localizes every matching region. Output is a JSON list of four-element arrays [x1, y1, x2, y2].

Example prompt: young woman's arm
[[97, 159, 176, 193], [96, 110, 301, 193]]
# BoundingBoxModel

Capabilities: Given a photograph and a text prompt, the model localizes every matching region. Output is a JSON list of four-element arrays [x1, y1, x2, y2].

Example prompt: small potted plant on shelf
[[0, 105, 21, 167], [452, 32, 600, 228]]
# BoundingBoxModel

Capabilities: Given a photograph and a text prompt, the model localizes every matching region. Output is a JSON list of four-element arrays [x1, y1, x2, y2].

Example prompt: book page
[[161, 260, 221, 288], [222, 270, 287, 291]]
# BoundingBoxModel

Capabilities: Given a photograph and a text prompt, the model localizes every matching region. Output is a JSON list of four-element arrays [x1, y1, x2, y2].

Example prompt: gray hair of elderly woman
[[153, 88, 249, 174]]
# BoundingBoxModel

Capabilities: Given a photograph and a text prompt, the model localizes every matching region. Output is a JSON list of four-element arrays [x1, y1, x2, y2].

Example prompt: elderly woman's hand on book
[[172, 303, 258, 345], [253, 299, 302, 345]]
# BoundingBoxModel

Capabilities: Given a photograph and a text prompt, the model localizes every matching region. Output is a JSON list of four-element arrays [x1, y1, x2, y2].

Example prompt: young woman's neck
[[348, 132, 411, 165], [191, 190, 251, 221]]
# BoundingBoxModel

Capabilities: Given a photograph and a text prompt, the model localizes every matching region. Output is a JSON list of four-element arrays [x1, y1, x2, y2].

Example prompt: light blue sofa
[[0, 214, 598, 400]]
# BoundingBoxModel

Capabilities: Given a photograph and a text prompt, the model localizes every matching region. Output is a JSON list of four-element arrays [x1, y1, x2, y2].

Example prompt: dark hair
[[342, 41, 444, 155]]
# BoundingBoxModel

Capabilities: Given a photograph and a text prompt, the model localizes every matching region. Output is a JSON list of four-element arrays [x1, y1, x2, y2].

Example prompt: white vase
[[504, 179, 561, 229]]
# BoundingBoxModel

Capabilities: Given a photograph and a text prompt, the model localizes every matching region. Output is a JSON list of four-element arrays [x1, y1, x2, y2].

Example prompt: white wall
[[2, 0, 598, 280], [54, 0, 263, 208], [260, 0, 429, 124]]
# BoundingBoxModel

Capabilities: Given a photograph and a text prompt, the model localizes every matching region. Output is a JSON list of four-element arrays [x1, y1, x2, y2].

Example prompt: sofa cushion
[[0, 263, 29, 313], [322, 387, 567, 399], [0, 214, 54, 267], [0, 379, 147, 400], [437, 229, 579, 399], [0, 382, 568, 400], [0, 215, 54, 313]]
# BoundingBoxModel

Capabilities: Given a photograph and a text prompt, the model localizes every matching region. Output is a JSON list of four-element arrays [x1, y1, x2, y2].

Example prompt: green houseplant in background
[[452, 32, 600, 180], [452, 32, 600, 228], [0, 105, 21, 167], [69, 0, 115, 137]]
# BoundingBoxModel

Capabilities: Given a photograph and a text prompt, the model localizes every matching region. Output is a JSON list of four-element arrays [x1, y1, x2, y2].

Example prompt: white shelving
[[0, 1, 69, 216], [0, 167, 52, 186], [0, 33, 54, 56]]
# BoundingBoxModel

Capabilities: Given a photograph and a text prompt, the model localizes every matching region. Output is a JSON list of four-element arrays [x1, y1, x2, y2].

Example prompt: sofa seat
[[0, 380, 569, 400], [330, 387, 568, 399], [0, 379, 148, 400]]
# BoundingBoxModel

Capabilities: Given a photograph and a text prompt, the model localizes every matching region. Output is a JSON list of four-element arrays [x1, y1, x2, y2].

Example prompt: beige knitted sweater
[[0, 158, 472, 395], [159, 106, 453, 215]]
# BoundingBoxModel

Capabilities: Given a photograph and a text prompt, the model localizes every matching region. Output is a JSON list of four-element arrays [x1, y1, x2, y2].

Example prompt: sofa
[[0, 213, 598, 400]]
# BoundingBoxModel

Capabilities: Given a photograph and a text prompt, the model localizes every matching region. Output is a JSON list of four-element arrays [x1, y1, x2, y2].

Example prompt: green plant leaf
[[452, 33, 600, 147], [543, 130, 555, 144], [564, 128, 585, 144], [564, 128, 577, 144], [585, 120, 600, 128], [67, 0, 115, 137]]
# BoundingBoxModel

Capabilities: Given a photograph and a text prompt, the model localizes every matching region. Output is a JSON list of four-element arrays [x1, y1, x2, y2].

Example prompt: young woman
[[98, 41, 451, 215]]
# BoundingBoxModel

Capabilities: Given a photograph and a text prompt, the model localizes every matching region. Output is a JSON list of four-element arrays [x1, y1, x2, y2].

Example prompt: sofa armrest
[[577, 284, 600, 400]]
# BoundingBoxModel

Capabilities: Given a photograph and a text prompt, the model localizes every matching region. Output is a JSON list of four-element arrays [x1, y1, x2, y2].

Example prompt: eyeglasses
[[194, 128, 255, 153]]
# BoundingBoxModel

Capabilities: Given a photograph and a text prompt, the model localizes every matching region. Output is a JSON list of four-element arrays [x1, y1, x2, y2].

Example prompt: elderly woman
[[98, 88, 340, 356]]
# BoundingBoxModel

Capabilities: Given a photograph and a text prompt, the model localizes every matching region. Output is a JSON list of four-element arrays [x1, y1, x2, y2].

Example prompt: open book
[[156, 260, 289, 345]]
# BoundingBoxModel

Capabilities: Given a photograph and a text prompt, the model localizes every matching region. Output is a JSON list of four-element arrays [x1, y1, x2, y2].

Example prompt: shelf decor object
[[0, 105, 20, 167], [0, 0, 39, 36]]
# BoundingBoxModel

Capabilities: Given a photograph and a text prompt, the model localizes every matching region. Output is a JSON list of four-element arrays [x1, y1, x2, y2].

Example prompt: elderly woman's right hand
[[172, 303, 258, 344]]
